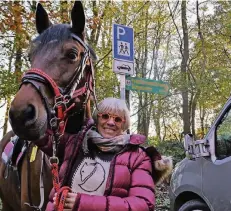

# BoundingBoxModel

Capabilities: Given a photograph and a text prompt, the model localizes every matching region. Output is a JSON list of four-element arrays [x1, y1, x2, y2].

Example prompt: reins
[[21, 33, 97, 211]]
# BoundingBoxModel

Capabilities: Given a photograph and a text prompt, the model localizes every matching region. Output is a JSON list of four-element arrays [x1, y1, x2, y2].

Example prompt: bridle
[[21, 34, 95, 134], [20, 33, 97, 211], [20, 33, 97, 163]]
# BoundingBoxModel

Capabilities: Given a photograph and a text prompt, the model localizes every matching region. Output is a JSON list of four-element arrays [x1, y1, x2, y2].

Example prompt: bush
[[148, 137, 185, 165]]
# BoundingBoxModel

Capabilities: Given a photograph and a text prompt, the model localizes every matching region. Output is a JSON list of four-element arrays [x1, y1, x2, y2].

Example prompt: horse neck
[[65, 111, 85, 134]]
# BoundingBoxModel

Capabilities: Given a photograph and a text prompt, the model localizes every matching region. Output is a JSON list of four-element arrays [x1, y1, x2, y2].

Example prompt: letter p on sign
[[117, 26, 125, 39]]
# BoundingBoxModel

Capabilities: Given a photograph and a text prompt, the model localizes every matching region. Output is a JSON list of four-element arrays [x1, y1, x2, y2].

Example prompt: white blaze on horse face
[[117, 27, 125, 39]]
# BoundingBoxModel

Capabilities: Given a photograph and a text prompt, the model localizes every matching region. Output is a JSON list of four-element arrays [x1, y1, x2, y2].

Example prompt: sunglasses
[[98, 113, 125, 123]]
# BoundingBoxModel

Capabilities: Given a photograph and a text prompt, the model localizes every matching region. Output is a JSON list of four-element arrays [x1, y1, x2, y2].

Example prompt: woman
[[35, 97, 172, 211]]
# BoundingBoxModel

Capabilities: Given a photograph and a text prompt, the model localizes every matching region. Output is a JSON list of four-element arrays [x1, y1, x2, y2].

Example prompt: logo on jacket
[[71, 157, 110, 195]]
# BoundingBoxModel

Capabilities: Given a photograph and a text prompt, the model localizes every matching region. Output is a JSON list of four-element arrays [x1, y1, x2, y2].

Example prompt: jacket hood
[[145, 146, 173, 185]]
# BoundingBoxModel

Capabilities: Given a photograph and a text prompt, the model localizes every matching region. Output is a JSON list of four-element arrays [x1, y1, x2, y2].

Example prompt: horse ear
[[36, 3, 52, 34], [71, 1, 85, 36]]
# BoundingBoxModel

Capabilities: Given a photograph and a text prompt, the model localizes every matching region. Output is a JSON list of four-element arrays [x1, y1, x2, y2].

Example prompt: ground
[[156, 184, 170, 211]]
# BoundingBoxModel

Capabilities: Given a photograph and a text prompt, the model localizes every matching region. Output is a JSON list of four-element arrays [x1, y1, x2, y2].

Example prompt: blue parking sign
[[113, 23, 134, 62]]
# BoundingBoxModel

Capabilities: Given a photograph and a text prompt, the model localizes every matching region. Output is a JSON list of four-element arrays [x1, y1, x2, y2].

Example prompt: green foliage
[[2, 1, 231, 148], [0, 69, 18, 100], [148, 136, 185, 164]]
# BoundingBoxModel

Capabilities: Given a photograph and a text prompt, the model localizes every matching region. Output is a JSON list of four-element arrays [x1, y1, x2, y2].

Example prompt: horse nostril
[[24, 104, 36, 124], [9, 104, 36, 126]]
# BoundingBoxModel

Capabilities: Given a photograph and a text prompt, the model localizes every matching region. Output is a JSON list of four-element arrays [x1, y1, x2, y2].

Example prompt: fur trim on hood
[[145, 146, 173, 185]]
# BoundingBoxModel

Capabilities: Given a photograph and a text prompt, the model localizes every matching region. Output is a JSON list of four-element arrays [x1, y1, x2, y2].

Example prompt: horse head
[[9, 2, 96, 140]]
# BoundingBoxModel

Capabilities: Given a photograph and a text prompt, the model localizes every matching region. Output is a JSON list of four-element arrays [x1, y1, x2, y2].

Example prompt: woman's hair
[[92, 97, 130, 131]]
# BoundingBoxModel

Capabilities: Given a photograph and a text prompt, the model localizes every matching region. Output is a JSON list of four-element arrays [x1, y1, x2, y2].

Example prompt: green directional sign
[[125, 76, 169, 95]]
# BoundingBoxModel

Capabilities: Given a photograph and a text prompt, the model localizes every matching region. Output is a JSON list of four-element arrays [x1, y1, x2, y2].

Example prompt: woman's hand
[[64, 192, 78, 209], [53, 192, 78, 211]]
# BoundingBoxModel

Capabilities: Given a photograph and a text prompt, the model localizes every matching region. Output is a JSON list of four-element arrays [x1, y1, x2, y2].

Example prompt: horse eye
[[66, 48, 78, 60], [67, 52, 77, 60]]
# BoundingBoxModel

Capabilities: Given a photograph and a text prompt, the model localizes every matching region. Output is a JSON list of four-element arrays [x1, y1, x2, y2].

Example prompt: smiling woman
[[33, 97, 168, 211], [93, 98, 129, 138]]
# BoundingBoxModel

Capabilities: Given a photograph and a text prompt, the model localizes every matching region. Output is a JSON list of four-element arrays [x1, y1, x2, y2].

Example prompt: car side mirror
[[184, 134, 194, 159], [184, 134, 193, 150], [184, 133, 210, 159]]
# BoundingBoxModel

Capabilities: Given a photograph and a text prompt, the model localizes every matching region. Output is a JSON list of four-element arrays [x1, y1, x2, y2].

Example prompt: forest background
[[1, 1, 231, 210]]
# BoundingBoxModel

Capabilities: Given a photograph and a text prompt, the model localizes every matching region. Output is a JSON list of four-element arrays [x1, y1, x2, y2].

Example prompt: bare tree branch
[[95, 49, 112, 68], [0, 100, 6, 108], [167, 1, 183, 57]]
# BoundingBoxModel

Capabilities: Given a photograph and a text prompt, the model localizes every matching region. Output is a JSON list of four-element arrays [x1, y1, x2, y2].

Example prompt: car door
[[202, 107, 231, 211]]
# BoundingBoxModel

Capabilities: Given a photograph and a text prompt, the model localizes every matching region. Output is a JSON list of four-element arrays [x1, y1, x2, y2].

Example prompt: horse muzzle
[[9, 104, 37, 126], [9, 103, 48, 140]]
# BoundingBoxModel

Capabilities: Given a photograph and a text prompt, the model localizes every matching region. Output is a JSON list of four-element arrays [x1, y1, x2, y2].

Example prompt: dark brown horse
[[0, 2, 96, 211]]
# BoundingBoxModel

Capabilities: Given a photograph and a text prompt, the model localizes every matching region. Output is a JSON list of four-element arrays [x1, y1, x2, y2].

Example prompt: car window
[[216, 108, 231, 159]]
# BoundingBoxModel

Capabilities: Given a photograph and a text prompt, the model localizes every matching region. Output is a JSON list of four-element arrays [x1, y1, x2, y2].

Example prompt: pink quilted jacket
[[35, 119, 155, 211]]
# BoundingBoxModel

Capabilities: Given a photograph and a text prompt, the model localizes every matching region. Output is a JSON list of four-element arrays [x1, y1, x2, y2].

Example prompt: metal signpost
[[112, 23, 134, 100], [125, 76, 169, 95]]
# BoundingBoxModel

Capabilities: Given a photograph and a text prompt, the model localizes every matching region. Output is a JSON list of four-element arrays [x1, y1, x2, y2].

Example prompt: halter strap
[[22, 68, 62, 97], [71, 33, 89, 51], [20, 35, 96, 211], [20, 33, 95, 144]]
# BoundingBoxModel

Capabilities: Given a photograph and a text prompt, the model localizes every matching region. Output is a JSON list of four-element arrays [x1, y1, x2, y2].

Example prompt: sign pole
[[125, 88, 130, 109], [120, 74, 126, 100], [112, 23, 134, 134], [125, 85, 130, 134]]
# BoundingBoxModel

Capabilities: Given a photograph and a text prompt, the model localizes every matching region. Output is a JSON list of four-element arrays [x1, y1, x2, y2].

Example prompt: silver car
[[170, 96, 231, 211]]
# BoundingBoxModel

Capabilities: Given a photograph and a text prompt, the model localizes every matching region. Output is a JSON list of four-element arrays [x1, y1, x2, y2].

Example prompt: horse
[[0, 2, 97, 211]]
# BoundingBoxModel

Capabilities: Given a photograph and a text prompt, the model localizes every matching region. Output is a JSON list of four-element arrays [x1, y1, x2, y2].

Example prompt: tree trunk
[[153, 98, 162, 141], [14, 1, 23, 83], [181, 1, 190, 134], [196, 0, 207, 138], [199, 104, 206, 138], [191, 91, 200, 137], [137, 6, 150, 137]]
